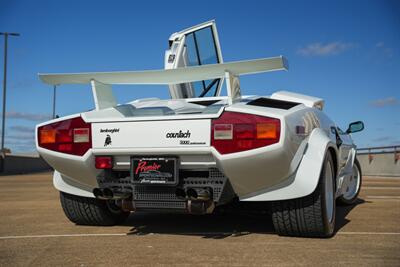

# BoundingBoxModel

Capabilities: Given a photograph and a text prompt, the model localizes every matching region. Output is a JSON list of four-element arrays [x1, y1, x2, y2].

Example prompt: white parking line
[[365, 196, 400, 199], [0, 233, 127, 240], [361, 186, 400, 190], [337, 232, 400, 236], [0, 231, 399, 240]]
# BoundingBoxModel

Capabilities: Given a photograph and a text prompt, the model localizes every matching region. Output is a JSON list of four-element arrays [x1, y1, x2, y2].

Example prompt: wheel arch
[[54, 171, 95, 198], [327, 146, 338, 182], [242, 128, 337, 201]]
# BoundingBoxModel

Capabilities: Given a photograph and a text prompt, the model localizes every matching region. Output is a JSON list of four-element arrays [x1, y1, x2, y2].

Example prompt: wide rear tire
[[60, 192, 130, 226], [271, 152, 336, 237]]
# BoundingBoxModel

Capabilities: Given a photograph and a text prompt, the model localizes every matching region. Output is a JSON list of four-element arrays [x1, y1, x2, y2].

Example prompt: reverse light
[[211, 112, 280, 154], [214, 124, 233, 140], [73, 128, 90, 143], [95, 156, 113, 169], [38, 116, 92, 156]]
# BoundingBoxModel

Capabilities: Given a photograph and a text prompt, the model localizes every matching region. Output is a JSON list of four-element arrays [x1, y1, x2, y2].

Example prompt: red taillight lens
[[95, 156, 113, 169], [38, 117, 91, 156], [211, 112, 280, 154]]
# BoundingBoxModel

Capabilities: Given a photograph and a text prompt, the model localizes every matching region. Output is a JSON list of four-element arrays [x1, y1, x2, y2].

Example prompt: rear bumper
[[40, 135, 297, 202]]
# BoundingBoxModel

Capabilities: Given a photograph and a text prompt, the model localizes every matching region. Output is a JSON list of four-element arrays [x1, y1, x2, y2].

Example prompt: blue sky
[[0, 0, 399, 153]]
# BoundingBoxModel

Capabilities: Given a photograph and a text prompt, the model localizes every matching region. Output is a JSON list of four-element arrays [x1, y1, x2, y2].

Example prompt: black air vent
[[247, 98, 300, 110], [189, 100, 220, 106]]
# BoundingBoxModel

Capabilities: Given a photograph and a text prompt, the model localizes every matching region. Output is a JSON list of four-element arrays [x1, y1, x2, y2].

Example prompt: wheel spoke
[[343, 164, 360, 200]]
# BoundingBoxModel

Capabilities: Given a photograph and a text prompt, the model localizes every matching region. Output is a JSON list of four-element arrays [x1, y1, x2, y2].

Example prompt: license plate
[[131, 157, 178, 185]]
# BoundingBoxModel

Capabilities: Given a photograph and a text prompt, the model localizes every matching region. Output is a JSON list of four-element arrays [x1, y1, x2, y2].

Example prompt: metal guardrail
[[357, 145, 399, 164]]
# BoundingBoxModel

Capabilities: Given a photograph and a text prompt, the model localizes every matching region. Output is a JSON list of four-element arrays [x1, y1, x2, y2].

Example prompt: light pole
[[52, 85, 57, 119], [0, 32, 20, 169]]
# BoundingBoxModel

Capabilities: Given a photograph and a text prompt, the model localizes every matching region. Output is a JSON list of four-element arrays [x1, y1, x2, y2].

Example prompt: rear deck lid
[[91, 119, 211, 149]]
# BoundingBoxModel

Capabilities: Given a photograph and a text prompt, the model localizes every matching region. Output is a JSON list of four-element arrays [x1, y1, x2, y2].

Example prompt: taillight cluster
[[211, 112, 280, 154], [38, 117, 92, 156]]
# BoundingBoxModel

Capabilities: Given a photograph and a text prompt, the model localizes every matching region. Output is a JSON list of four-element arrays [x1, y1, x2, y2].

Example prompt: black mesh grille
[[247, 97, 300, 110], [135, 201, 186, 209], [132, 186, 178, 201]]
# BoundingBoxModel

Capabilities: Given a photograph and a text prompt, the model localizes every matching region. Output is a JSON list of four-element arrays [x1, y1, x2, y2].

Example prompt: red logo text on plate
[[135, 161, 161, 175]]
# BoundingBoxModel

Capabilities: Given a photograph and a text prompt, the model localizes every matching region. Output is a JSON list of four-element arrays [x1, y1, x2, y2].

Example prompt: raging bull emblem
[[104, 134, 112, 147]]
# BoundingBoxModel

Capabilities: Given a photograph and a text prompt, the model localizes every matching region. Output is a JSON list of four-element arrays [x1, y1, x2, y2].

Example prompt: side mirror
[[346, 121, 364, 134]]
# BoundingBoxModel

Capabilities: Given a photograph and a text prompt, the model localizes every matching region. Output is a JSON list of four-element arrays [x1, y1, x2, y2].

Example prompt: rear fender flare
[[241, 128, 337, 201], [53, 171, 95, 198]]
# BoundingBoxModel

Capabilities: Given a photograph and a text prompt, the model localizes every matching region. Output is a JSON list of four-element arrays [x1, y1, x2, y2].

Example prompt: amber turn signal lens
[[256, 123, 277, 139], [39, 129, 56, 144]]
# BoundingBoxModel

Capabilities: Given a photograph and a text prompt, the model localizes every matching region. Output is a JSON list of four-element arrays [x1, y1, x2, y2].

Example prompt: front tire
[[337, 158, 362, 205], [271, 152, 336, 237], [60, 192, 130, 226]]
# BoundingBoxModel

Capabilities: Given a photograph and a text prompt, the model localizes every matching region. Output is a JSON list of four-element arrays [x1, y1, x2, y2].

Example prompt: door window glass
[[184, 26, 221, 97]]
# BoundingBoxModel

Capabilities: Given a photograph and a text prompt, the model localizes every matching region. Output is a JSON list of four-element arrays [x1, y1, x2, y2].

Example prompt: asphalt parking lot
[[0, 172, 399, 266]]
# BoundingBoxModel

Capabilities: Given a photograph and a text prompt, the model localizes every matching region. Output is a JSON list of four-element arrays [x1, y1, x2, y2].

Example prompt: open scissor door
[[165, 20, 224, 99]]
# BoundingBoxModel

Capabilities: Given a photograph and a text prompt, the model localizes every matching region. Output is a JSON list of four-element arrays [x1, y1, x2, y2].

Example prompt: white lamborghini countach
[[36, 21, 364, 237]]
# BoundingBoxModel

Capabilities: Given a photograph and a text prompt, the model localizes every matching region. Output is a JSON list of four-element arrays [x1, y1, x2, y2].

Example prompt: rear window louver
[[246, 98, 300, 110]]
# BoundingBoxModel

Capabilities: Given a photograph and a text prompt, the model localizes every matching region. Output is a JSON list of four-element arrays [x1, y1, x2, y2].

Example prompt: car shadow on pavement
[[119, 198, 366, 239], [334, 198, 367, 233], [122, 212, 275, 239]]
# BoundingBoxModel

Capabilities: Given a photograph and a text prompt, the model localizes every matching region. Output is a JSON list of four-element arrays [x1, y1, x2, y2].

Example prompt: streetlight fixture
[[53, 85, 57, 119], [0, 32, 20, 171]]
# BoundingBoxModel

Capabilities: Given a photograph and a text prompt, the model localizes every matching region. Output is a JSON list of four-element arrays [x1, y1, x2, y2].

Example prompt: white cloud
[[298, 42, 354, 56], [5, 111, 51, 121], [370, 97, 398, 108], [9, 125, 35, 133], [375, 42, 393, 58]]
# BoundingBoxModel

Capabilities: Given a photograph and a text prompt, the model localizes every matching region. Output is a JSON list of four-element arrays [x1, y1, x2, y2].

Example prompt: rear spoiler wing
[[39, 56, 288, 110]]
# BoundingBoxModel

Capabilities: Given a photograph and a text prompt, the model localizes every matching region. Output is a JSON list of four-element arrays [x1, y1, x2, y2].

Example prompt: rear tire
[[60, 192, 130, 226], [271, 152, 336, 237]]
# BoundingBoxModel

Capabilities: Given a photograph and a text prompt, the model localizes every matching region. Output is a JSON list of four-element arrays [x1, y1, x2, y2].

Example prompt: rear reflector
[[95, 156, 113, 169], [211, 112, 280, 154], [38, 116, 92, 156]]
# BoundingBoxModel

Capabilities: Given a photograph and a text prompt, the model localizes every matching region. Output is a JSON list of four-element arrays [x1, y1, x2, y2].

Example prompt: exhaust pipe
[[175, 188, 187, 200], [93, 188, 110, 200], [187, 199, 215, 215], [93, 188, 131, 200], [103, 188, 114, 198], [186, 188, 212, 201], [115, 199, 135, 212]]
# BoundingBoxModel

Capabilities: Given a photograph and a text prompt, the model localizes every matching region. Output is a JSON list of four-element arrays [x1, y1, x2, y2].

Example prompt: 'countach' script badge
[[165, 130, 191, 138]]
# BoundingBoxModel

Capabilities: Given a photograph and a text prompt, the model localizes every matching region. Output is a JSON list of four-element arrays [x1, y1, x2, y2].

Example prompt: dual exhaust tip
[[175, 187, 212, 201], [93, 188, 131, 200], [176, 187, 214, 215]]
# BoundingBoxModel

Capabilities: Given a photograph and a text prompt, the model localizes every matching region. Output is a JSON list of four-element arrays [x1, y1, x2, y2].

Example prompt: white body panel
[[271, 91, 324, 110]]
